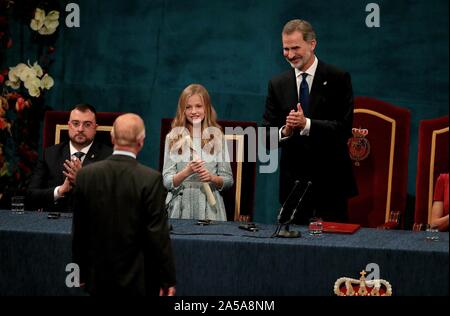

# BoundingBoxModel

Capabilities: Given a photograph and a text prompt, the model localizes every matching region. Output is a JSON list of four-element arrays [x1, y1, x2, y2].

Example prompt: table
[[0, 210, 448, 295]]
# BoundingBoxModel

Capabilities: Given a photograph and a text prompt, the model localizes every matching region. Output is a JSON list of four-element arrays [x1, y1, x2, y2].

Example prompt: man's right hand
[[57, 177, 72, 197], [282, 108, 297, 137], [281, 125, 293, 137]]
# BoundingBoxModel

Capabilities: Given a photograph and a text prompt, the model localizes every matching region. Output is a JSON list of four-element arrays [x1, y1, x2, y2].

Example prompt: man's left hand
[[286, 103, 307, 130]]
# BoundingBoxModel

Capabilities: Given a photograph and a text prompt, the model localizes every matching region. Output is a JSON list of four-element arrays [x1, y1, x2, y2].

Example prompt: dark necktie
[[299, 73, 310, 115], [73, 151, 85, 161]]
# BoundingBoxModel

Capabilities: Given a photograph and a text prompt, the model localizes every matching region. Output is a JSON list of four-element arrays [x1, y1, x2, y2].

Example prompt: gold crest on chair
[[334, 270, 392, 296]]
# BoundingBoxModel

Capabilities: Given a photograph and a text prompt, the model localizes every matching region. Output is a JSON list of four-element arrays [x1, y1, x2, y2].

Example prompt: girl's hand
[[197, 167, 213, 182]]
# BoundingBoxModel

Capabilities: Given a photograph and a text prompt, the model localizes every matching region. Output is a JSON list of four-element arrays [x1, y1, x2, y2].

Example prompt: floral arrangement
[[30, 8, 59, 35], [5, 61, 54, 97], [0, 0, 60, 206]]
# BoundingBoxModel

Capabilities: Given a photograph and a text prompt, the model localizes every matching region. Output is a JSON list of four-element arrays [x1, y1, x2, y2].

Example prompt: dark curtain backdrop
[[6, 0, 448, 224]]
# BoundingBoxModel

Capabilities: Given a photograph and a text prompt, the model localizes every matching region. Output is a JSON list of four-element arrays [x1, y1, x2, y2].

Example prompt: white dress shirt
[[280, 55, 318, 141], [54, 141, 94, 200]]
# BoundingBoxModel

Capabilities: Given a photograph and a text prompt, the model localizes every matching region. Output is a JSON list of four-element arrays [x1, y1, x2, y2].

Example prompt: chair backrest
[[347, 96, 411, 228], [42, 111, 123, 148], [159, 118, 257, 221], [414, 116, 449, 226]]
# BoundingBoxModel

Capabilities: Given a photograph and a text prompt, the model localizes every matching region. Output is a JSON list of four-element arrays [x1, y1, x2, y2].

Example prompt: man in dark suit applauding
[[72, 113, 176, 296], [27, 104, 112, 212], [262, 19, 357, 224]]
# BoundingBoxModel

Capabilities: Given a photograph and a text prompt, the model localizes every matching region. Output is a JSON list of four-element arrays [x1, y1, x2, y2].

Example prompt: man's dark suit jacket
[[263, 60, 358, 223], [72, 154, 176, 296], [26, 140, 113, 212]]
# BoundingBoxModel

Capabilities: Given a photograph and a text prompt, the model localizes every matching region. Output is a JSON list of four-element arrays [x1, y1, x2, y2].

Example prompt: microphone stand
[[272, 181, 312, 238], [271, 180, 300, 238], [165, 186, 184, 231], [197, 198, 214, 226]]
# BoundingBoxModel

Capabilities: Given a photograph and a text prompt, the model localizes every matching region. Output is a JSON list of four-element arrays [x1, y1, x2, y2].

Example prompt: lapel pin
[[91, 154, 95, 159], [323, 81, 327, 86]]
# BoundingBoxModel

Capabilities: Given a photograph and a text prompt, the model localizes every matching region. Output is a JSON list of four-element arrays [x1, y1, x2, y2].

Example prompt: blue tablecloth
[[0, 210, 448, 295]]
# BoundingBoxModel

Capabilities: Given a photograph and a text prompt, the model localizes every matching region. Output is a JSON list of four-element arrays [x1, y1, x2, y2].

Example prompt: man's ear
[[137, 138, 145, 150]]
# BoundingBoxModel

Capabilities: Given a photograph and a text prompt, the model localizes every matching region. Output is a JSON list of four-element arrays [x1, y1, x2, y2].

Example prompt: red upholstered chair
[[414, 116, 449, 227], [347, 97, 411, 228], [159, 118, 257, 221], [42, 111, 123, 148]]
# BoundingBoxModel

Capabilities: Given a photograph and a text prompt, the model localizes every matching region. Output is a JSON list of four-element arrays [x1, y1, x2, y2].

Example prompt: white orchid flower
[[34, 8, 46, 21], [30, 8, 46, 30], [43, 25, 58, 35], [9, 63, 30, 82], [24, 77, 41, 90], [40, 74, 54, 90], [6, 61, 55, 95], [32, 62, 44, 77], [8, 67, 20, 82], [12, 63, 28, 76], [18, 66, 37, 82], [44, 18, 59, 30], [30, 8, 60, 35], [46, 10, 60, 21], [38, 26, 57, 35], [28, 85, 41, 97], [30, 18, 44, 31], [5, 80, 20, 90]]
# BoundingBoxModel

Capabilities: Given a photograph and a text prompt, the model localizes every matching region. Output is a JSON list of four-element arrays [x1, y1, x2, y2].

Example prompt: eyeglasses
[[69, 120, 95, 129]]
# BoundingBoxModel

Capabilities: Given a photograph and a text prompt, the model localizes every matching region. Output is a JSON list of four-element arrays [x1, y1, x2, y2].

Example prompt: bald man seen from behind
[[72, 113, 176, 296]]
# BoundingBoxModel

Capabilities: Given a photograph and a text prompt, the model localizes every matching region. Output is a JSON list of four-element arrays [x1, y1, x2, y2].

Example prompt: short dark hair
[[282, 19, 316, 42], [72, 103, 97, 119]]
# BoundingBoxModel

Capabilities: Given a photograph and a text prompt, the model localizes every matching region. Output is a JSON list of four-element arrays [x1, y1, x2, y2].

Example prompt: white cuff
[[54, 186, 62, 201], [299, 118, 311, 136], [279, 126, 293, 141]]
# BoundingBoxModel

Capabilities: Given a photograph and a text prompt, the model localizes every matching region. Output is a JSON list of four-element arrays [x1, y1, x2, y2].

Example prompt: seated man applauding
[[26, 103, 112, 212]]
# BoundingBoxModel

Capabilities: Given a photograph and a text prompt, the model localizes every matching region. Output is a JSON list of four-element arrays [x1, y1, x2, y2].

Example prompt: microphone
[[272, 181, 312, 238], [288, 181, 312, 223], [276, 180, 300, 223], [272, 180, 300, 238], [165, 186, 184, 213]]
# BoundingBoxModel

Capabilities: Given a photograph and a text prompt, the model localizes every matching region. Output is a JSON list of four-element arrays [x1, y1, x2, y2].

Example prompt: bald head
[[111, 113, 146, 152]]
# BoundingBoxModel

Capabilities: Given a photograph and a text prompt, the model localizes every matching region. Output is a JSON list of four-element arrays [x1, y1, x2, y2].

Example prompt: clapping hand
[[63, 157, 83, 185], [58, 177, 73, 196], [285, 103, 307, 134]]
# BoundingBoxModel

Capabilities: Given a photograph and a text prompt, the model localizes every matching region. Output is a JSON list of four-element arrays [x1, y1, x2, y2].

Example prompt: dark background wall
[[6, 0, 449, 224]]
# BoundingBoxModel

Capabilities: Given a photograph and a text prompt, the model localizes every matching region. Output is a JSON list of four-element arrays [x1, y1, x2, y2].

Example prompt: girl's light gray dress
[[162, 135, 234, 221]]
